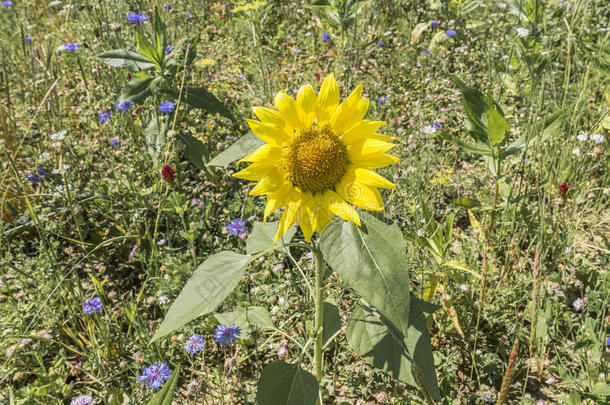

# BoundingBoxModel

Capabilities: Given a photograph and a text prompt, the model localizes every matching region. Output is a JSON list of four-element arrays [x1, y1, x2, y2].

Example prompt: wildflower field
[[1, 0, 609, 404]]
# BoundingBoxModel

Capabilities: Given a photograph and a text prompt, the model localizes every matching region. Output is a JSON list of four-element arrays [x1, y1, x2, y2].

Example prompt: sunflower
[[234, 73, 399, 242]]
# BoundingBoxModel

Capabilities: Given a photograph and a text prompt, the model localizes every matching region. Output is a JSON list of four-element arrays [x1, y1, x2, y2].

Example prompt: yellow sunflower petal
[[349, 152, 400, 168], [263, 182, 293, 223], [274, 200, 299, 242], [250, 171, 282, 195], [325, 189, 361, 226], [296, 85, 317, 128], [297, 193, 315, 242], [331, 83, 369, 135], [274, 92, 304, 129], [353, 167, 397, 189], [234, 163, 273, 181], [252, 106, 286, 128], [248, 119, 292, 145], [240, 143, 282, 163], [317, 73, 340, 125], [341, 120, 393, 145], [311, 194, 333, 234]]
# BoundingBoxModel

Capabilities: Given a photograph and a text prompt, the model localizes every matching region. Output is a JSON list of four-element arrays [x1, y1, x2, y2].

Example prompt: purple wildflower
[[572, 297, 585, 312], [110, 137, 120, 147], [445, 29, 457, 37], [164, 3, 172, 11], [126, 13, 149, 23], [606, 336, 610, 346], [1, 1, 13, 7], [24, 36, 33, 43], [322, 32, 330, 42], [277, 342, 288, 359], [158, 100, 175, 113], [483, 391, 495, 402], [165, 45, 174, 53], [377, 40, 385, 46], [82, 297, 102, 314], [138, 362, 172, 390], [430, 21, 440, 26], [115, 100, 134, 112], [64, 43, 79, 51], [184, 334, 205, 354], [70, 395, 93, 405], [98, 110, 112, 123], [129, 245, 138, 260], [226, 219, 246, 236], [214, 324, 241, 346]]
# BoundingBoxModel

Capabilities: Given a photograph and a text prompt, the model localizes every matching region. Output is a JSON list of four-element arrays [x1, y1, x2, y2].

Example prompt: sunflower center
[[284, 125, 348, 193]]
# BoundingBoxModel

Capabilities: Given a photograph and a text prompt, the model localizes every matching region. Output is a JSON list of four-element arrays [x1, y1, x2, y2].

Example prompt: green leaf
[[166, 86, 233, 119], [214, 306, 274, 335], [323, 301, 342, 346], [149, 365, 180, 405], [443, 260, 480, 278], [257, 361, 319, 405], [319, 212, 411, 337], [486, 108, 510, 146], [175, 132, 217, 180], [152, 10, 167, 66], [136, 29, 160, 66], [207, 132, 265, 167], [144, 118, 169, 153], [346, 296, 440, 400], [439, 133, 493, 156], [151, 252, 251, 342], [246, 221, 297, 254], [96, 49, 156, 71], [501, 109, 565, 157], [119, 77, 157, 103]]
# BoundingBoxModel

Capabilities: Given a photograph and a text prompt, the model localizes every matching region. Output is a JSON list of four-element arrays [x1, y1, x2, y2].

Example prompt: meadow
[[0, 0, 609, 404]]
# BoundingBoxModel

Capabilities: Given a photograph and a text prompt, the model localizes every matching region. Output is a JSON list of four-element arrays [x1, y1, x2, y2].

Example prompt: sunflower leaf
[[207, 132, 265, 167]]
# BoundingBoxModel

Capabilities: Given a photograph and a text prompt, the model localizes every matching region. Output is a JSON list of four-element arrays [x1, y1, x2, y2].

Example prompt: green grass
[[1, 0, 609, 404]]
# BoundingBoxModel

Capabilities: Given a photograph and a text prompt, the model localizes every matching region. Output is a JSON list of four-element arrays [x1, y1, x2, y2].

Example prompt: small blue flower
[[606, 336, 610, 346], [24, 36, 33, 43], [483, 391, 495, 403], [165, 45, 174, 53], [422, 49, 430, 54], [83, 297, 102, 314], [445, 29, 457, 37], [38, 167, 47, 178], [64, 43, 79, 51], [214, 324, 241, 346], [126, 12, 149, 23], [25, 172, 41, 183], [322, 32, 330, 42], [430, 21, 440, 26], [1, 1, 13, 7], [98, 110, 112, 123], [138, 362, 172, 390], [225, 219, 246, 236], [158, 100, 176, 113], [184, 334, 205, 354], [110, 137, 120, 147], [376, 96, 387, 103], [70, 395, 93, 405], [377, 40, 385, 46], [115, 100, 134, 112], [431, 121, 442, 129]]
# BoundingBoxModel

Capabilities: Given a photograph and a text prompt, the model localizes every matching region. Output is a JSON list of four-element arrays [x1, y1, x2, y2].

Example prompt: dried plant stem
[[528, 243, 542, 358], [497, 338, 520, 405]]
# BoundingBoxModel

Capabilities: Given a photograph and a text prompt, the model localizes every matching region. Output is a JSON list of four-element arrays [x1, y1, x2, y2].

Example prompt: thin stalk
[[312, 243, 325, 403]]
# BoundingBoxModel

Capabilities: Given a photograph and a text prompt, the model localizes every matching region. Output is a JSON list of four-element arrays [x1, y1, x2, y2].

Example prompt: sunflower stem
[[312, 242, 325, 403]]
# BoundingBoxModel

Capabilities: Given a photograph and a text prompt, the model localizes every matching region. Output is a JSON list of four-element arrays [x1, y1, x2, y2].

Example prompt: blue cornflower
[[422, 49, 430, 54], [483, 391, 494, 402], [138, 362, 172, 390], [165, 45, 174, 53], [226, 219, 246, 236], [110, 137, 120, 147], [445, 29, 457, 37], [322, 32, 330, 42], [164, 3, 172, 11], [377, 40, 385, 46], [82, 297, 102, 314], [64, 43, 79, 51], [214, 324, 241, 346], [24, 36, 33, 43], [184, 334, 205, 354], [158, 100, 176, 113], [431, 121, 442, 129], [115, 100, 134, 112], [126, 12, 149, 23], [98, 110, 112, 123], [430, 21, 440, 26], [25, 168, 45, 183], [70, 395, 93, 405], [606, 336, 610, 346], [1, 1, 13, 7], [376, 96, 387, 103]]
